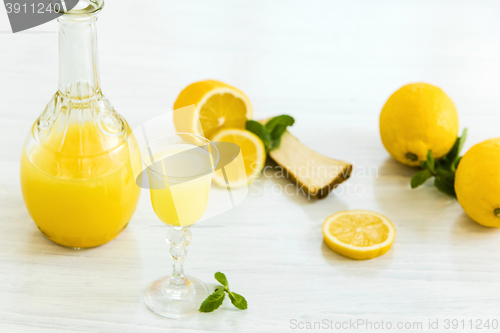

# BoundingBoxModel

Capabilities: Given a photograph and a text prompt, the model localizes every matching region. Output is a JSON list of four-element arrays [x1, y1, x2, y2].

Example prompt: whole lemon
[[455, 138, 500, 227], [380, 83, 459, 166]]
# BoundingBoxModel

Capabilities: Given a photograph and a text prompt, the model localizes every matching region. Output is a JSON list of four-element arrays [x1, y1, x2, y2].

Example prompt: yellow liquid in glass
[[148, 144, 213, 227], [20, 122, 141, 248]]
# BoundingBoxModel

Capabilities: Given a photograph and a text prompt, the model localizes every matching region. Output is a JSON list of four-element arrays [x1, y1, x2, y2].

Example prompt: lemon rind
[[322, 210, 396, 255], [211, 128, 265, 188]]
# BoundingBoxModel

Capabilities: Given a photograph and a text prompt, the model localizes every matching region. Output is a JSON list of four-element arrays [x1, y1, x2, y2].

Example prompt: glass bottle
[[20, 0, 141, 248]]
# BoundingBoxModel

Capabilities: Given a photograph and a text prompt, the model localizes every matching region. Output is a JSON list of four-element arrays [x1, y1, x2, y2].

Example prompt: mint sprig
[[246, 115, 295, 152], [410, 128, 467, 198], [199, 272, 248, 313], [198, 287, 225, 313], [228, 292, 247, 309]]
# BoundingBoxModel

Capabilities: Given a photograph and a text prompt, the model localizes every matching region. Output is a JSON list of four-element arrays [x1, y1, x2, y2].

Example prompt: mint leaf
[[268, 132, 286, 151], [441, 128, 467, 170], [435, 168, 455, 184], [456, 128, 467, 155], [434, 177, 456, 198], [426, 150, 435, 173], [410, 129, 467, 199], [265, 115, 295, 138], [265, 115, 295, 151], [411, 169, 432, 188], [199, 287, 225, 313], [228, 292, 248, 310], [246, 120, 270, 150], [199, 272, 248, 313], [246, 115, 295, 153], [450, 128, 467, 171], [214, 272, 228, 289]]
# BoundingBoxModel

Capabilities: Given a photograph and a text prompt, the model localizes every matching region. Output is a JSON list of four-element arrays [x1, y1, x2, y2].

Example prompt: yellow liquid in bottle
[[20, 121, 141, 248], [148, 143, 213, 227]]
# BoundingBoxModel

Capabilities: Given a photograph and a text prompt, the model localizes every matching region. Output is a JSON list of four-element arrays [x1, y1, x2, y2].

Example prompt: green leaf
[[246, 115, 295, 152], [199, 287, 225, 313], [264, 115, 295, 151], [200, 272, 248, 313], [435, 168, 455, 184], [442, 128, 468, 169], [426, 150, 435, 172], [265, 115, 295, 135], [214, 272, 228, 289], [228, 292, 248, 310], [411, 169, 432, 188], [410, 129, 468, 199], [451, 129, 467, 171], [246, 120, 270, 150], [434, 177, 456, 198], [268, 136, 284, 151], [456, 128, 468, 156]]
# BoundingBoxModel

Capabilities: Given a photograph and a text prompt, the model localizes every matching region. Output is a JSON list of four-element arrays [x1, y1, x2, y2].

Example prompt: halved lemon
[[322, 210, 395, 260], [173, 80, 252, 139], [211, 128, 266, 188]]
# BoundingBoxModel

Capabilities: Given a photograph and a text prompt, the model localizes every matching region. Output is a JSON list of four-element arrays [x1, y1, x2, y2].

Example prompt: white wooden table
[[2, 0, 500, 332]]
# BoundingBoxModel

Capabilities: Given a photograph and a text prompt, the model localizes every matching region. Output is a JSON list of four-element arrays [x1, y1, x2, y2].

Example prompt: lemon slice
[[211, 128, 266, 188], [173, 80, 252, 139], [322, 210, 395, 260]]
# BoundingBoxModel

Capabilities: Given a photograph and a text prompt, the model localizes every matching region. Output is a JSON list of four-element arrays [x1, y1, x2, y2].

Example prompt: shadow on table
[[255, 159, 350, 220], [373, 156, 457, 236], [257, 157, 394, 273], [450, 212, 499, 237], [447, 212, 500, 285], [320, 240, 395, 276], [22, 221, 140, 255], [14, 223, 142, 314], [170, 281, 249, 330]]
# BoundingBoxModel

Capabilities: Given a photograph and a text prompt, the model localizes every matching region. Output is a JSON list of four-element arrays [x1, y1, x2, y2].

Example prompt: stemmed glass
[[142, 133, 219, 318]]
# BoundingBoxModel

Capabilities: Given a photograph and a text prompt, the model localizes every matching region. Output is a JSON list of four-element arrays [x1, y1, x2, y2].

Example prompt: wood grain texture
[[2, 0, 500, 332]]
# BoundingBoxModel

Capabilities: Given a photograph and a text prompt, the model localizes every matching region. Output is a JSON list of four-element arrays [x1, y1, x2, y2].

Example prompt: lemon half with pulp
[[173, 80, 252, 139], [211, 128, 266, 188]]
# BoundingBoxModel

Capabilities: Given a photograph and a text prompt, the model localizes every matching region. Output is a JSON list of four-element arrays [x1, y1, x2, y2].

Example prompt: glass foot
[[144, 275, 208, 319]]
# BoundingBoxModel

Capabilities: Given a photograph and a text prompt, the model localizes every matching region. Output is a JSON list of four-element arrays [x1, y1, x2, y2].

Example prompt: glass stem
[[165, 226, 192, 298]]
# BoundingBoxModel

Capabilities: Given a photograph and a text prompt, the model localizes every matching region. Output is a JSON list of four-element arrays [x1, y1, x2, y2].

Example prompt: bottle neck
[[58, 15, 101, 98]]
